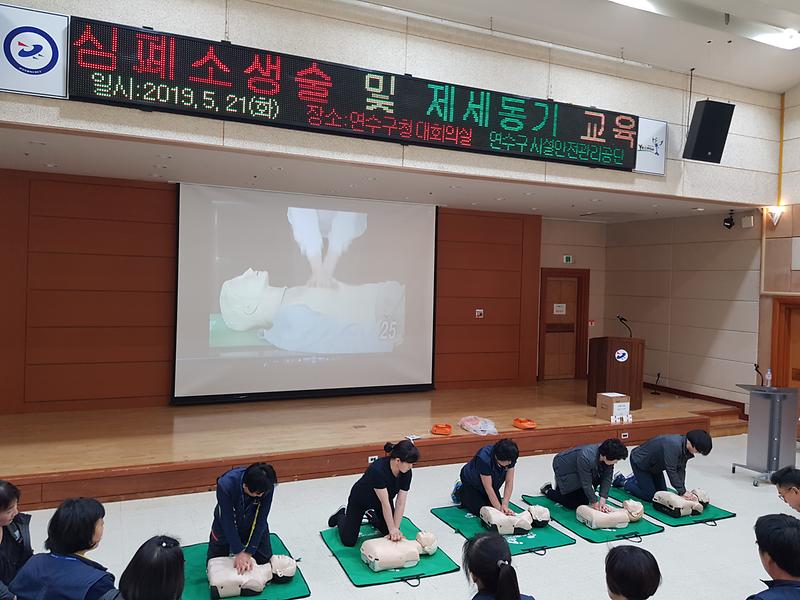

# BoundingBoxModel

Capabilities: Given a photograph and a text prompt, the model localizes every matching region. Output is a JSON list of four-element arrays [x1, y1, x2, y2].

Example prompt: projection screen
[[174, 184, 436, 402]]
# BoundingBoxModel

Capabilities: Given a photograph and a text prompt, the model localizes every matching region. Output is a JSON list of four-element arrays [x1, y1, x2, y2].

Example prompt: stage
[[3, 380, 745, 509]]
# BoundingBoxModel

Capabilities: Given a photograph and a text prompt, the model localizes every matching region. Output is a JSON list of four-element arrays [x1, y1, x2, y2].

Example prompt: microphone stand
[[754, 363, 764, 387], [617, 316, 633, 338]]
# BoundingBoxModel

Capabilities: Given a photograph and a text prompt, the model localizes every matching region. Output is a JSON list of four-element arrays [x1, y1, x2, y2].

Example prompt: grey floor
[[24, 434, 799, 599]]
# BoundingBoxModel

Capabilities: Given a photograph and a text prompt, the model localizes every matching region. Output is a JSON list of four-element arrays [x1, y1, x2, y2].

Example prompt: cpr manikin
[[575, 499, 644, 529], [359, 531, 438, 572], [480, 505, 551, 535], [219, 268, 405, 353], [652, 489, 709, 518], [207, 554, 297, 599]]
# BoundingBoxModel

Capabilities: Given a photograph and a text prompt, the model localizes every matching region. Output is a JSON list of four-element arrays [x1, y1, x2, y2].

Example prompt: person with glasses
[[208, 463, 277, 575], [771, 467, 800, 513]]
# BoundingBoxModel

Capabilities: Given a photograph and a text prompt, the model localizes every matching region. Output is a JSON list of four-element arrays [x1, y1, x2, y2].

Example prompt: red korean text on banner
[[73, 23, 118, 71], [244, 53, 281, 95], [295, 62, 332, 105], [189, 45, 232, 87]]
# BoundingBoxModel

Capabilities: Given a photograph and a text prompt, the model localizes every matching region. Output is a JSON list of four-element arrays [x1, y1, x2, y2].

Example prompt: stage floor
[[3, 380, 735, 478]]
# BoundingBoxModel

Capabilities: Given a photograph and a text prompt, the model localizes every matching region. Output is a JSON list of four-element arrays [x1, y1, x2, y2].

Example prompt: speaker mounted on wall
[[682, 100, 735, 163]]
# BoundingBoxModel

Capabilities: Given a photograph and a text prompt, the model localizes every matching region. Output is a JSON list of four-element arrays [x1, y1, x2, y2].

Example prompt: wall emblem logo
[[614, 349, 629, 363], [3, 26, 59, 75]]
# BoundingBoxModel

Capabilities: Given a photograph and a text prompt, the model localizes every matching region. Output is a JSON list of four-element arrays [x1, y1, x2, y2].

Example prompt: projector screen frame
[[170, 184, 438, 406]]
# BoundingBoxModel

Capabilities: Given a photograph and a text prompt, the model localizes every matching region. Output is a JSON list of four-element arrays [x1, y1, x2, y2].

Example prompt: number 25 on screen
[[379, 320, 398, 340]]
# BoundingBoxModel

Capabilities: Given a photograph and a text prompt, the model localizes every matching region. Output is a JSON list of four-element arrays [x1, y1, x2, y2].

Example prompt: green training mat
[[430, 502, 575, 556], [320, 516, 459, 587], [608, 487, 736, 527], [182, 534, 310, 600], [521, 495, 664, 543]]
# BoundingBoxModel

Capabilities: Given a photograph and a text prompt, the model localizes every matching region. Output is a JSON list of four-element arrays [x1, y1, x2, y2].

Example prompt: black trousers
[[206, 530, 272, 564], [460, 482, 502, 516], [335, 497, 391, 547], [544, 485, 593, 510]]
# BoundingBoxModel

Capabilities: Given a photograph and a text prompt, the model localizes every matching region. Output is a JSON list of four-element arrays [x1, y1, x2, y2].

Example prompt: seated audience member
[[606, 545, 662, 600], [746, 514, 800, 599], [118, 535, 184, 600], [0, 481, 32, 600], [614, 430, 712, 502], [541, 438, 628, 511], [770, 467, 800, 513], [462, 532, 535, 600], [455, 439, 519, 517], [10, 497, 116, 600]]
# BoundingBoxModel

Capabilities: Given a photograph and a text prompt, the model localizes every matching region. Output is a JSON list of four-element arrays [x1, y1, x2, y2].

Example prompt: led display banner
[[68, 17, 639, 170]]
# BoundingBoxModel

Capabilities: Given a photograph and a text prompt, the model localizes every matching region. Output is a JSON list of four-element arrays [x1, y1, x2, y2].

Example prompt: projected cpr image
[[211, 208, 406, 354]]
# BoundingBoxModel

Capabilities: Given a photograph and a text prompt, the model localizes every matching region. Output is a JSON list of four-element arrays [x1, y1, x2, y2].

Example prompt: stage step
[[701, 407, 748, 437]]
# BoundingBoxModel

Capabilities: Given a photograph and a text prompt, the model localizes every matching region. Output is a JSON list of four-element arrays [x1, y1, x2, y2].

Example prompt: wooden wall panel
[[26, 327, 174, 364], [436, 269, 521, 298], [25, 362, 173, 402], [29, 216, 176, 257], [435, 209, 541, 388], [435, 297, 521, 325], [435, 352, 520, 382], [28, 291, 174, 327], [0, 169, 177, 413], [28, 254, 176, 291], [30, 180, 176, 223], [437, 240, 522, 271], [435, 325, 520, 353]]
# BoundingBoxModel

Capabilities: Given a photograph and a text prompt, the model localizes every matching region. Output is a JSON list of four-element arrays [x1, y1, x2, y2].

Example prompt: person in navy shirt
[[10, 497, 116, 600], [328, 440, 419, 546], [606, 545, 661, 600], [746, 514, 800, 600], [208, 463, 277, 575], [456, 439, 519, 517], [462, 532, 535, 600]]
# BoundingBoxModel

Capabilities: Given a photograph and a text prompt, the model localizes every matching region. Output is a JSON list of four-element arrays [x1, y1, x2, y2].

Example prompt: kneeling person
[[208, 463, 277, 575], [542, 438, 628, 512], [457, 439, 519, 517]]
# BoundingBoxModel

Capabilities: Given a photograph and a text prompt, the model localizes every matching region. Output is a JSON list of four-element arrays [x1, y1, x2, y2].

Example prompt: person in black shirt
[[0, 481, 32, 600], [328, 440, 419, 547]]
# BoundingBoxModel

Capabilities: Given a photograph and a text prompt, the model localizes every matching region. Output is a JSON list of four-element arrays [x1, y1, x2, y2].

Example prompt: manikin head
[[605, 545, 661, 600], [685, 430, 713, 456], [493, 439, 519, 469], [0, 481, 20, 528], [219, 269, 285, 331], [384, 440, 419, 474], [754, 514, 800, 582], [770, 467, 800, 513], [599, 438, 629, 466]]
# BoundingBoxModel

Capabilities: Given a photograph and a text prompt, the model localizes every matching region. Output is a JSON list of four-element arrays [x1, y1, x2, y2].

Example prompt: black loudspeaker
[[682, 100, 735, 163]]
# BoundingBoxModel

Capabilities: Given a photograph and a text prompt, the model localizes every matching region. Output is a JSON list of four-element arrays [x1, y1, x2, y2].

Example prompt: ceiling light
[[530, 207, 539, 211], [28, 140, 47, 146], [367, 177, 377, 181], [651, 203, 661, 208], [448, 185, 461, 189], [157, 154, 173, 159], [766, 205, 785, 226], [471, 202, 480, 206], [44, 163, 58, 168], [524, 191, 535, 196], [754, 28, 800, 51], [608, 0, 657, 13], [591, 198, 602, 203], [692, 207, 705, 212], [496, 197, 505, 201], [150, 173, 163, 178], [153, 164, 168, 169], [404, 196, 410, 200]]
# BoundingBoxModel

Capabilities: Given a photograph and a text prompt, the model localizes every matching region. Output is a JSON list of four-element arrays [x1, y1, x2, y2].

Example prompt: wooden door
[[789, 308, 800, 387], [538, 268, 589, 381]]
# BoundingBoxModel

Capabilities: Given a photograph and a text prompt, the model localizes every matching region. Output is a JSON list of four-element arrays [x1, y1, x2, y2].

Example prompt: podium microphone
[[651, 372, 661, 395], [616, 314, 633, 338], [754, 363, 764, 386]]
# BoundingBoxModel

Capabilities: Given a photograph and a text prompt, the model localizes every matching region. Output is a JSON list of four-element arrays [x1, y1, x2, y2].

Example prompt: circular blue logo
[[3, 26, 59, 75], [614, 349, 629, 363]]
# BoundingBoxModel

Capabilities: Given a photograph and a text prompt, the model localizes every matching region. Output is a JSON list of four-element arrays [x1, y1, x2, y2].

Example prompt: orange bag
[[431, 423, 452, 435], [513, 418, 537, 430]]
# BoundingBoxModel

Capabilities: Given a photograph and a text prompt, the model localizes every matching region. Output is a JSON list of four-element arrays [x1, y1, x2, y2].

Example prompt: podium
[[587, 337, 645, 410], [732, 385, 797, 482]]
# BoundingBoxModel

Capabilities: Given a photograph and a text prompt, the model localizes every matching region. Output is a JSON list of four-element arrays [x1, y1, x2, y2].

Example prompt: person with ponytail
[[328, 440, 419, 547], [462, 533, 535, 600]]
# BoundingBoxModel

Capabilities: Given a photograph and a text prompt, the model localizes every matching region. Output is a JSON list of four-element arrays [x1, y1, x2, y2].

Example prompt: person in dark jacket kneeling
[[746, 514, 800, 600], [541, 438, 628, 511], [614, 430, 712, 502], [0, 481, 32, 600], [208, 463, 277, 575], [10, 497, 116, 600]]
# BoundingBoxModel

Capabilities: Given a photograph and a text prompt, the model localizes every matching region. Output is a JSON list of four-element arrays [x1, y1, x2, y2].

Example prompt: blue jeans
[[624, 463, 667, 502]]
